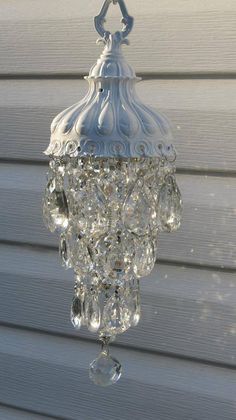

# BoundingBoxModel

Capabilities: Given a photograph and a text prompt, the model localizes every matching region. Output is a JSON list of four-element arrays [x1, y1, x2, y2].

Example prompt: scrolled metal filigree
[[94, 0, 134, 42]]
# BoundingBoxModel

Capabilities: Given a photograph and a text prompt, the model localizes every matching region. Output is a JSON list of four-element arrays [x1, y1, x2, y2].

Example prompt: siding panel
[[0, 406, 54, 420], [0, 326, 235, 420], [0, 1, 236, 75], [0, 1, 235, 418]]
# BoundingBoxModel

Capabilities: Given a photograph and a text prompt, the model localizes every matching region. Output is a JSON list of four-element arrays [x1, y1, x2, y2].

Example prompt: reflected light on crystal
[[43, 158, 182, 336], [71, 295, 83, 330], [43, 156, 182, 385], [89, 352, 122, 387]]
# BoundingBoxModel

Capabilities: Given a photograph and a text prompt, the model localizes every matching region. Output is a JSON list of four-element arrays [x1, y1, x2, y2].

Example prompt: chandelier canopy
[[43, 0, 182, 387]]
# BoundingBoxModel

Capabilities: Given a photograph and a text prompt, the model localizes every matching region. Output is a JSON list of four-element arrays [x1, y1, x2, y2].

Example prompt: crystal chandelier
[[43, 0, 182, 387]]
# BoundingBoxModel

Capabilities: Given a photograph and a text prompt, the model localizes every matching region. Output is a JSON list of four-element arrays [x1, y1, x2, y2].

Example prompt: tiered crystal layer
[[43, 156, 182, 382]]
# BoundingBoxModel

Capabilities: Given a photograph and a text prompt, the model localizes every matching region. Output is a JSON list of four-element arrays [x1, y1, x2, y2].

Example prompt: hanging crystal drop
[[94, 230, 135, 281], [66, 157, 85, 189], [59, 233, 71, 269], [70, 286, 85, 330], [72, 181, 109, 237], [89, 337, 122, 387], [102, 293, 131, 335], [123, 178, 157, 236], [85, 288, 101, 333], [144, 158, 159, 191], [131, 302, 141, 326], [133, 234, 156, 278], [100, 160, 124, 195], [65, 229, 93, 274], [42, 176, 69, 233], [130, 282, 141, 327], [157, 159, 175, 186], [157, 175, 182, 232]]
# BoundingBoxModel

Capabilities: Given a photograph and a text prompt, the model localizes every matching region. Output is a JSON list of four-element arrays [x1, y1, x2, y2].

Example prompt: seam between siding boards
[[0, 321, 236, 372], [1, 159, 236, 178], [0, 73, 236, 80], [0, 402, 61, 420]]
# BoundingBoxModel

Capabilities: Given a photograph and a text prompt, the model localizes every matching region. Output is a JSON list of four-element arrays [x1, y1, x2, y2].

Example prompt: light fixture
[[43, 0, 182, 387]]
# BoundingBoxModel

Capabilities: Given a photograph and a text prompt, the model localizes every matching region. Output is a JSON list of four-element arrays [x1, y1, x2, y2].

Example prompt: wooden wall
[[0, 1, 235, 418]]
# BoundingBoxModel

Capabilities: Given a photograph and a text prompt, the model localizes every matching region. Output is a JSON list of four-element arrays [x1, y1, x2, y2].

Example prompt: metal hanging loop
[[94, 0, 134, 41]]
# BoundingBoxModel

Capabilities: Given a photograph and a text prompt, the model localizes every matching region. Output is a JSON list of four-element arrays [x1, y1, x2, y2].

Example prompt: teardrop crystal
[[59, 233, 71, 269], [157, 175, 182, 232], [42, 177, 69, 233], [86, 292, 101, 333], [123, 180, 157, 236], [71, 183, 109, 236], [71, 293, 84, 330], [66, 229, 93, 274], [133, 235, 155, 278], [131, 304, 141, 327], [94, 231, 135, 281], [130, 286, 141, 327], [102, 295, 131, 335]]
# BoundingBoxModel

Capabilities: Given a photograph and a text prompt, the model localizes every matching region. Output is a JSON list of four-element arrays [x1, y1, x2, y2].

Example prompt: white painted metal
[[0, 79, 236, 172], [46, 0, 175, 159]]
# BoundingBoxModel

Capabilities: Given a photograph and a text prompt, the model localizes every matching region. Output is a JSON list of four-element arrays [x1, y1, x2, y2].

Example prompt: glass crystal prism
[[43, 177, 69, 233], [86, 293, 101, 333], [43, 157, 182, 340], [123, 179, 157, 236], [89, 352, 122, 387], [158, 175, 183, 232], [133, 235, 155, 278], [102, 295, 131, 335], [94, 231, 135, 280], [71, 294, 84, 330], [59, 233, 71, 269], [43, 156, 182, 385]]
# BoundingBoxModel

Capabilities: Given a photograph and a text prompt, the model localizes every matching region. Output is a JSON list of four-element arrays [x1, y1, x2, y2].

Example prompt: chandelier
[[43, 0, 182, 386]]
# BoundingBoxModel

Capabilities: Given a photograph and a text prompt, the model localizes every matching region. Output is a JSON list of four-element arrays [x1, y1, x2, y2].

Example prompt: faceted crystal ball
[[89, 352, 122, 387]]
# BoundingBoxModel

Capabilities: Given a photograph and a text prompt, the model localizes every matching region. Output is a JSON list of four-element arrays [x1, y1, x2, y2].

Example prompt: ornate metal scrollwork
[[94, 0, 134, 41], [45, 0, 175, 160]]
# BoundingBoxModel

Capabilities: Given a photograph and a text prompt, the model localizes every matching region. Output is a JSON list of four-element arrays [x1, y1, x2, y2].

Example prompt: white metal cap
[[45, 0, 175, 161]]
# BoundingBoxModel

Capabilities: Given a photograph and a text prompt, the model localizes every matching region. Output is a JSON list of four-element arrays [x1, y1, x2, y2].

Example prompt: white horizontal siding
[[0, 406, 54, 420], [0, 1, 235, 418], [0, 79, 236, 172], [0, 326, 235, 420], [2, 0, 236, 21], [0, 1, 236, 75]]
